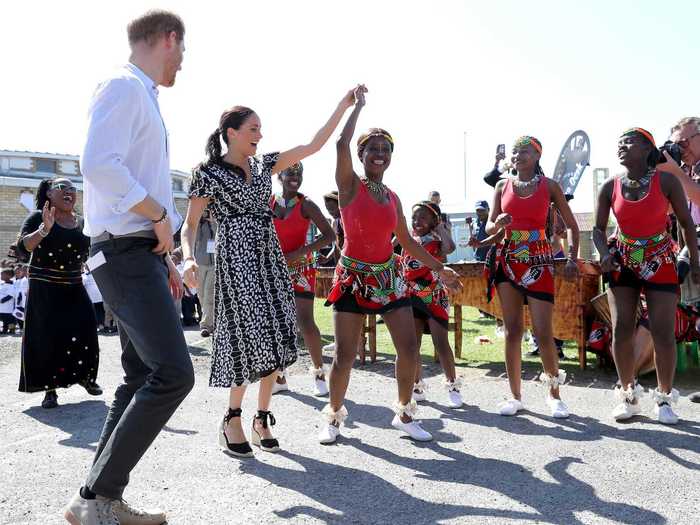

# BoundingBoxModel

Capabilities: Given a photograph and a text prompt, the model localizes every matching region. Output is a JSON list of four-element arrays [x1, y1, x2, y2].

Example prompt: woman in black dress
[[18, 178, 102, 408]]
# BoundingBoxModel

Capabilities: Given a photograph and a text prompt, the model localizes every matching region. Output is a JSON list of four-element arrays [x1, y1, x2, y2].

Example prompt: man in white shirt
[[64, 11, 194, 525]]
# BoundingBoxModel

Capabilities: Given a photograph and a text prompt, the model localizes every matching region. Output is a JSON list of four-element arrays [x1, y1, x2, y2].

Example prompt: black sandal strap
[[224, 407, 243, 424], [255, 410, 276, 429]]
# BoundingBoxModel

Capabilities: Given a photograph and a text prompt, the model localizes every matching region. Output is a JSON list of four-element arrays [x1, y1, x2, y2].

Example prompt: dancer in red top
[[270, 162, 335, 397], [486, 136, 579, 418], [594, 128, 699, 424], [404, 201, 463, 409], [319, 86, 461, 443]]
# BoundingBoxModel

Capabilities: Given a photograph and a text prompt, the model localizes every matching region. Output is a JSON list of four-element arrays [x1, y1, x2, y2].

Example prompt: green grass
[[313, 300, 591, 369], [311, 299, 700, 388]]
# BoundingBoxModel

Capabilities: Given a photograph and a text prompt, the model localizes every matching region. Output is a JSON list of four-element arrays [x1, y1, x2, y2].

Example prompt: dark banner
[[552, 130, 591, 196]]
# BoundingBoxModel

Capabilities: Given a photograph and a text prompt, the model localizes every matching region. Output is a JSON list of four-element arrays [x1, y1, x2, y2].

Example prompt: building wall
[[0, 187, 191, 260]]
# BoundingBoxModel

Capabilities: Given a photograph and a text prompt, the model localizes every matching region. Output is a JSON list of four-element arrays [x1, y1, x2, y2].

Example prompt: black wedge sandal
[[219, 408, 254, 458], [252, 410, 280, 452]]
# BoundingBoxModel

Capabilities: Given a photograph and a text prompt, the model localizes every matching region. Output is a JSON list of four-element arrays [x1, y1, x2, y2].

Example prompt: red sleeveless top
[[611, 172, 668, 237], [501, 177, 550, 230], [341, 182, 398, 263], [271, 196, 310, 254]]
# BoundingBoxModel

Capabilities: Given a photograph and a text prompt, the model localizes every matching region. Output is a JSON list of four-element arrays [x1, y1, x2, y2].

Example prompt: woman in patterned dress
[[485, 136, 579, 419], [181, 87, 359, 457], [270, 162, 336, 397]]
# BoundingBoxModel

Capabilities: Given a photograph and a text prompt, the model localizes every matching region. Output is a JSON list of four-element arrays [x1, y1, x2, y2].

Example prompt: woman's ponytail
[[205, 129, 223, 161]]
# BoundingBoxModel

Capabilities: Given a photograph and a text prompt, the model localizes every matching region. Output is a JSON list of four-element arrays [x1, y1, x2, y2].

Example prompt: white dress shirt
[[81, 63, 182, 237]]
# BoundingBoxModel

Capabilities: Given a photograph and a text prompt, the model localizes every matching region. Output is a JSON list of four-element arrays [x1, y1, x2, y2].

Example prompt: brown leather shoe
[[112, 500, 166, 525]]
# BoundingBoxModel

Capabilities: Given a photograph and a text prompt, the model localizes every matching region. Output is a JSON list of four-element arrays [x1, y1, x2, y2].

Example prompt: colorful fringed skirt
[[325, 254, 410, 314], [605, 230, 678, 293], [404, 252, 449, 329], [288, 254, 317, 299], [486, 228, 555, 303]]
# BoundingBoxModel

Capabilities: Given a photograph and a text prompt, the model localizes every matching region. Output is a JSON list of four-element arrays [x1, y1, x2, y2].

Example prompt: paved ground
[[1, 330, 699, 524]]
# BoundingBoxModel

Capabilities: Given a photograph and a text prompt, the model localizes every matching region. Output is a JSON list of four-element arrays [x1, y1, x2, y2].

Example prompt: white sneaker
[[651, 388, 679, 424], [271, 371, 289, 395], [498, 398, 524, 416], [64, 492, 119, 525], [444, 379, 463, 408], [495, 325, 505, 339], [546, 395, 570, 418], [313, 377, 329, 397], [612, 401, 642, 421], [654, 403, 679, 425], [318, 405, 347, 444], [271, 380, 289, 395], [447, 389, 463, 409], [413, 381, 427, 402], [310, 366, 329, 396], [612, 382, 644, 421], [113, 499, 167, 525], [322, 342, 336, 352], [318, 422, 341, 444], [391, 415, 433, 441]]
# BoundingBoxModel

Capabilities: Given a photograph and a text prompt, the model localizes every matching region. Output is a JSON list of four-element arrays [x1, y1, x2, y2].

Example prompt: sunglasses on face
[[674, 132, 700, 150], [52, 183, 77, 193]]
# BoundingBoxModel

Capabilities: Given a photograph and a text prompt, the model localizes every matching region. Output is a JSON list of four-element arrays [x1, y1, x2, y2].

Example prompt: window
[[172, 179, 183, 192], [34, 158, 57, 173]]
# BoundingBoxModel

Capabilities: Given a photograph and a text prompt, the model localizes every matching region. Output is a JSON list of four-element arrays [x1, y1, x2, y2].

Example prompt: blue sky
[[1, 1, 698, 213]]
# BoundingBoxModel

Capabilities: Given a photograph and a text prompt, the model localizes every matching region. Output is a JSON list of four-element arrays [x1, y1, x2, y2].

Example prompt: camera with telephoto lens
[[657, 140, 683, 165]]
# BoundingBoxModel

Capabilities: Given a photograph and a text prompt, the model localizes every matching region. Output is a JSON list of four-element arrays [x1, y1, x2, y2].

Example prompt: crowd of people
[[7, 9, 698, 525]]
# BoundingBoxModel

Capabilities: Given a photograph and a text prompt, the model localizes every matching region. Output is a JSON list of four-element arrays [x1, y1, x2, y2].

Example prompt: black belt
[[91, 230, 157, 243]]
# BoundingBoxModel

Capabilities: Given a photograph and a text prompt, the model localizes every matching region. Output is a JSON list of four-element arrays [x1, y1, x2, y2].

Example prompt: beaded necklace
[[360, 176, 389, 200], [622, 168, 654, 190]]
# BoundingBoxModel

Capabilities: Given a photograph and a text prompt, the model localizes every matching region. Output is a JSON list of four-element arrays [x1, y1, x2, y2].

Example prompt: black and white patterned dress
[[189, 153, 298, 387]]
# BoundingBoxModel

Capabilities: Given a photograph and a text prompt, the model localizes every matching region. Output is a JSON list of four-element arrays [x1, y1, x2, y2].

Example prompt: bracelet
[[152, 207, 168, 225], [38, 224, 50, 238]]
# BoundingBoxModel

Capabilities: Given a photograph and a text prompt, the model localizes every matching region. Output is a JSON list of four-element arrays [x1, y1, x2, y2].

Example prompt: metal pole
[[463, 131, 468, 201]]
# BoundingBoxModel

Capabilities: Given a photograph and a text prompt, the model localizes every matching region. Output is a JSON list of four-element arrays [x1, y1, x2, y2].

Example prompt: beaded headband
[[412, 201, 441, 220], [513, 136, 542, 154]]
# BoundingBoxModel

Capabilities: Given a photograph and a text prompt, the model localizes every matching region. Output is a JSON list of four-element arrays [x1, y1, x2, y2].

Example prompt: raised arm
[[271, 86, 362, 175], [335, 86, 367, 197]]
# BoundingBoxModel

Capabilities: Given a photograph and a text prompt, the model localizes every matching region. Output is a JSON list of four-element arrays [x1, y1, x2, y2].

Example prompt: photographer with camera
[[665, 117, 700, 404]]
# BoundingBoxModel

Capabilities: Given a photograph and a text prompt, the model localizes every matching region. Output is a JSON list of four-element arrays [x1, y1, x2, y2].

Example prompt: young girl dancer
[[270, 162, 336, 396], [404, 201, 463, 408], [182, 86, 359, 457], [594, 128, 699, 424], [486, 136, 579, 418], [319, 87, 461, 443]]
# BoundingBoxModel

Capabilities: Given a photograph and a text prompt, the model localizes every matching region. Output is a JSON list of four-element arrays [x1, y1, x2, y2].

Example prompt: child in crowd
[[0, 268, 17, 334], [404, 201, 463, 408]]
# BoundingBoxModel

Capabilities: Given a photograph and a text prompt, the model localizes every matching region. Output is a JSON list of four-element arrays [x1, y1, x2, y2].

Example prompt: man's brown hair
[[127, 10, 185, 46]]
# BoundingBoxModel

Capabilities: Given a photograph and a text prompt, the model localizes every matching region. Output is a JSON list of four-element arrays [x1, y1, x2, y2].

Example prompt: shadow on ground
[[23, 399, 108, 451]]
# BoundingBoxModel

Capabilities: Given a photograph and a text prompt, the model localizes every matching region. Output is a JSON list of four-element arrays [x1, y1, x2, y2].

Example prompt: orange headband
[[622, 127, 656, 147]]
